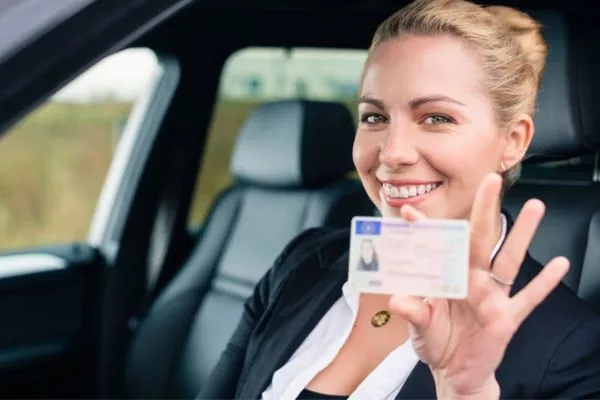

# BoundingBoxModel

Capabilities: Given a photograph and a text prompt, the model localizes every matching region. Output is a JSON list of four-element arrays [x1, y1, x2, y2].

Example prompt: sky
[[52, 48, 160, 102], [51, 47, 368, 102]]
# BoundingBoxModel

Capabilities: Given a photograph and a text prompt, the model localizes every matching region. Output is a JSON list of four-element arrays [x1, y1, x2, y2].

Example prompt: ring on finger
[[489, 272, 514, 288]]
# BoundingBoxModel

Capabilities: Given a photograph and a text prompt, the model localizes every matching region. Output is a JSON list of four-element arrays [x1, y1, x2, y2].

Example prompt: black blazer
[[197, 220, 600, 399]]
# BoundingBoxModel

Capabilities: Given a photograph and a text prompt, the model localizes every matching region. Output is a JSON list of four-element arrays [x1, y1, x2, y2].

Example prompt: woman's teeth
[[382, 182, 441, 199]]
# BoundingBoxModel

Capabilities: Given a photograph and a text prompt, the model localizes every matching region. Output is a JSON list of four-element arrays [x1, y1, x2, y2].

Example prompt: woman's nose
[[379, 124, 420, 168]]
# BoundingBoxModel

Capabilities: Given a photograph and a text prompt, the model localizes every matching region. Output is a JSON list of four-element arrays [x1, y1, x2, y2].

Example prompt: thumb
[[389, 295, 432, 331], [400, 204, 428, 222]]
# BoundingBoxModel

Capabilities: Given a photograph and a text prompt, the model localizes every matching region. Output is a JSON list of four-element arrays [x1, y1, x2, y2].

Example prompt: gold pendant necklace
[[371, 310, 391, 327]]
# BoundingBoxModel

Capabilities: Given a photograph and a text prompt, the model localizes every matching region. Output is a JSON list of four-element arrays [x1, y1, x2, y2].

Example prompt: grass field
[[0, 100, 267, 250], [0, 102, 132, 250], [0, 98, 357, 251]]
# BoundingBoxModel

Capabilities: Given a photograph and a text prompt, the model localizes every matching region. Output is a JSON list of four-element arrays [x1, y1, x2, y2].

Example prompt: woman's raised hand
[[389, 173, 570, 399]]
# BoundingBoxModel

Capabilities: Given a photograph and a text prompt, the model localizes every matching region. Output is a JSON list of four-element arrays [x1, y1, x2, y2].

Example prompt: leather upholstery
[[504, 12, 600, 310], [504, 175, 600, 291], [231, 100, 356, 187], [528, 11, 600, 161], [123, 100, 373, 398]]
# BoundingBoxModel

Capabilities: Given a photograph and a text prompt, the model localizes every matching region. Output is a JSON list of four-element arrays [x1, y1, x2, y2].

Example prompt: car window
[[0, 47, 159, 251], [188, 47, 367, 228]]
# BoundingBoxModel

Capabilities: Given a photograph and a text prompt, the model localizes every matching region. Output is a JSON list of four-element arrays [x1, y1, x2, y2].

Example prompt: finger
[[400, 204, 428, 222], [491, 199, 545, 294], [510, 256, 569, 324], [468, 267, 498, 308], [469, 173, 503, 270], [389, 295, 432, 331]]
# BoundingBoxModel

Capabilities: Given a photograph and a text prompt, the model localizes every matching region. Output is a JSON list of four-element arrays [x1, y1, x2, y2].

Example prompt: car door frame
[[0, 0, 192, 397]]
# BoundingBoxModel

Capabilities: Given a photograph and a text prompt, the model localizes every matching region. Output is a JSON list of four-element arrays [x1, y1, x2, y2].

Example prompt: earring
[[499, 162, 507, 173]]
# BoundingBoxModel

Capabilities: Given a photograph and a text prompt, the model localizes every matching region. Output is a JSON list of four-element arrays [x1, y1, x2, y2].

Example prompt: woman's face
[[354, 35, 532, 220], [361, 240, 375, 263]]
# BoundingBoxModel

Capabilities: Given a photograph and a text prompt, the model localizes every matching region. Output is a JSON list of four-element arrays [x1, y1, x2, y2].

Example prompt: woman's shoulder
[[270, 226, 351, 277], [253, 226, 351, 303], [501, 254, 600, 396], [520, 254, 600, 324], [513, 254, 600, 342]]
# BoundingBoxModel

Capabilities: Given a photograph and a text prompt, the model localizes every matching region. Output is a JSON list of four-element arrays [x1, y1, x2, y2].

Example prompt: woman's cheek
[[353, 132, 380, 173]]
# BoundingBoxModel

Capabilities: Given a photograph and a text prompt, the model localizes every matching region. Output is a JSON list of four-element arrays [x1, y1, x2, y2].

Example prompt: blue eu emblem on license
[[355, 220, 381, 235]]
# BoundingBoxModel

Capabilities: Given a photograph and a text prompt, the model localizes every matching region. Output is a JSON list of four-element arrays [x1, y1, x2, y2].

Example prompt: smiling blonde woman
[[198, 1, 600, 399]]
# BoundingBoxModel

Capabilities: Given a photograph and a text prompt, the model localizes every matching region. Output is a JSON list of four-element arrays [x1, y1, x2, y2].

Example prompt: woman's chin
[[377, 198, 430, 219], [379, 200, 441, 219]]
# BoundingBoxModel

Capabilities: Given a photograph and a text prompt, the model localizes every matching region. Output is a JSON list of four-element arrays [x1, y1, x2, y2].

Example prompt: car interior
[[0, 0, 599, 399]]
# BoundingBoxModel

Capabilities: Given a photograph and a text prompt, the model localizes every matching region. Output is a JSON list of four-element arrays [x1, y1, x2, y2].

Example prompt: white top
[[262, 214, 508, 400]]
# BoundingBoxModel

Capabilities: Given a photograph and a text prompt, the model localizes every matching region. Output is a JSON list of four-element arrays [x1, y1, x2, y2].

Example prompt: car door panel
[[0, 244, 104, 398]]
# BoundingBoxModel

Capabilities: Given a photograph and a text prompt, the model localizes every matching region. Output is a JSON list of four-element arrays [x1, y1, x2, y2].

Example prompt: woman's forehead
[[361, 35, 486, 106]]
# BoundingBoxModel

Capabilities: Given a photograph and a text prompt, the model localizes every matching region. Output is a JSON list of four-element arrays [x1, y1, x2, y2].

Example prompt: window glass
[[0, 48, 159, 250], [188, 47, 367, 227]]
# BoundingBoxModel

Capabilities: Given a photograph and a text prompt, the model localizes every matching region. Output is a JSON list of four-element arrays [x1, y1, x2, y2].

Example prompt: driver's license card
[[348, 216, 470, 299]]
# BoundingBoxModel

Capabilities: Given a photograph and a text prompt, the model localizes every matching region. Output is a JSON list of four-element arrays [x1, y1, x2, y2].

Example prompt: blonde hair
[[367, 0, 548, 189]]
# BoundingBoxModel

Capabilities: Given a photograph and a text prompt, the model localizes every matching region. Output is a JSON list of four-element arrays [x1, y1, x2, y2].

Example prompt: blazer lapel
[[396, 362, 436, 399], [238, 249, 349, 399]]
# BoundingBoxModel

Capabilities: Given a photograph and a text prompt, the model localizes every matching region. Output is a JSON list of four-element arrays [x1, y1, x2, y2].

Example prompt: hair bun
[[486, 6, 548, 83]]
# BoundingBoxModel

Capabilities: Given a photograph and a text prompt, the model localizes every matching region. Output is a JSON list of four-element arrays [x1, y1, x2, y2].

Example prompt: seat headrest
[[527, 11, 600, 162], [231, 100, 356, 187]]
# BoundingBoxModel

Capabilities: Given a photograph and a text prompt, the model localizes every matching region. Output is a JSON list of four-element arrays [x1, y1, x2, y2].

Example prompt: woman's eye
[[423, 114, 453, 125], [360, 113, 386, 124]]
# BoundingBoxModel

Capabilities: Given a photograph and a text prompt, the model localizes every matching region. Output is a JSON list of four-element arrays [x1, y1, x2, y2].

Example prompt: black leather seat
[[503, 12, 600, 308], [123, 99, 373, 398]]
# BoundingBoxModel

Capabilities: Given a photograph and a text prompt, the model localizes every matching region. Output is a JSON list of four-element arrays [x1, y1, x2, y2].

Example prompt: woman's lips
[[379, 181, 442, 207]]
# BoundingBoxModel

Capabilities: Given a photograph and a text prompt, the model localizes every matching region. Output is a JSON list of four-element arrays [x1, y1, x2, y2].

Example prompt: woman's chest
[[305, 302, 412, 395]]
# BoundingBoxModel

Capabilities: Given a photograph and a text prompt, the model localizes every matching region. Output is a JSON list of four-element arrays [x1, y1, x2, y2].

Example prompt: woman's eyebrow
[[358, 96, 386, 110], [359, 95, 465, 110], [409, 95, 465, 108]]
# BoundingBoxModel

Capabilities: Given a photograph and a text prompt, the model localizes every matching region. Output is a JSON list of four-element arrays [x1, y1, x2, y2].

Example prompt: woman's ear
[[500, 114, 534, 170]]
